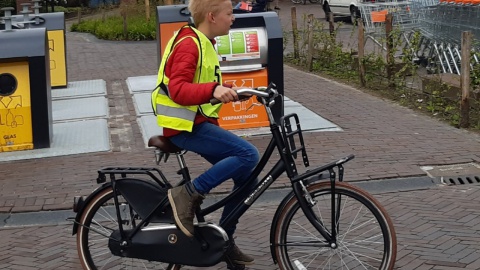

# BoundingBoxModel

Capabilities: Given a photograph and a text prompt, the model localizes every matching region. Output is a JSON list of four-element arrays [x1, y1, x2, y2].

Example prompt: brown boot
[[224, 239, 255, 265], [167, 182, 204, 237]]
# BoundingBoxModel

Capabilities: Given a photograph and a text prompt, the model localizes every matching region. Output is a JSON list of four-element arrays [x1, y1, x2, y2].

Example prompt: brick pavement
[[1, 1, 480, 268], [2, 184, 480, 269]]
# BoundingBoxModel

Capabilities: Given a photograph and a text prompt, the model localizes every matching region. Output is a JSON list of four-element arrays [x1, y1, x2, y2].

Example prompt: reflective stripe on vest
[[155, 93, 197, 120], [152, 26, 222, 132]]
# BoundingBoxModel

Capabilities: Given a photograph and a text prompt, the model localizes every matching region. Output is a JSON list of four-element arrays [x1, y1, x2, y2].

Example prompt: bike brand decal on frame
[[244, 175, 273, 205]]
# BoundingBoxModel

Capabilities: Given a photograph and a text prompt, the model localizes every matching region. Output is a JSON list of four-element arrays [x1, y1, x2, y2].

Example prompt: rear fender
[[71, 183, 111, 235], [71, 178, 171, 235]]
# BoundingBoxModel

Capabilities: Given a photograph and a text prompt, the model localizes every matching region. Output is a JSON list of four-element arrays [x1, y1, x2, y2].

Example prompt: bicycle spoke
[[314, 199, 326, 226], [291, 220, 325, 240], [342, 231, 384, 248], [275, 183, 395, 270], [339, 202, 363, 242], [335, 251, 351, 270], [77, 187, 179, 270], [338, 246, 378, 269]]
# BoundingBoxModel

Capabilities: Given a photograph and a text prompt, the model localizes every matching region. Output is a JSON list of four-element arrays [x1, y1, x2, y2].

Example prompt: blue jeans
[[170, 122, 260, 236]]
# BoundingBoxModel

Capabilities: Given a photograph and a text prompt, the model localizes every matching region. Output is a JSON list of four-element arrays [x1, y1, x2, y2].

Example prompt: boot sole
[[233, 260, 255, 265], [168, 189, 194, 238], [224, 255, 255, 266]]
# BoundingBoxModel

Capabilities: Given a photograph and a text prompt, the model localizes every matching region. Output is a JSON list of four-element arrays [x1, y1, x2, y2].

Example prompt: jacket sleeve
[[165, 37, 219, 106]]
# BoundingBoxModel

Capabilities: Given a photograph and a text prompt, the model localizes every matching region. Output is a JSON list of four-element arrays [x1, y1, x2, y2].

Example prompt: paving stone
[[0, 2, 480, 269]]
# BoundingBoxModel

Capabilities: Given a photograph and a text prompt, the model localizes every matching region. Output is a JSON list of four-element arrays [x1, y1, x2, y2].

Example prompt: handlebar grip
[[209, 95, 251, 105], [210, 98, 221, 105]]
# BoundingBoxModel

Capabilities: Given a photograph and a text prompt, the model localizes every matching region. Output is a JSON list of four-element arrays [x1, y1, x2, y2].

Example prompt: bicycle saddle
[[148, 135, 183, 153]]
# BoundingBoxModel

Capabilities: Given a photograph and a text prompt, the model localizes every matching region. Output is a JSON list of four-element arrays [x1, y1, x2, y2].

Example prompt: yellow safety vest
[[151, 26, 222, 132]]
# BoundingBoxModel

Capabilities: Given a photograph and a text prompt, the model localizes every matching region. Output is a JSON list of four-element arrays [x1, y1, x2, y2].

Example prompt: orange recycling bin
[[158, 21, 188, 62], [218, 69, 269, 130], [156, 6, 284, 129]]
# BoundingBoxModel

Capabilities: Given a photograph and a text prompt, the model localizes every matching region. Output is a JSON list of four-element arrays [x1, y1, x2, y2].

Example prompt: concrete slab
[[0, 79, 111, 162], [0, 119, 110, 162], [51, 80, 106, 100], [284, 97, 342, 132], [52, 96, 109, 123], [126, 75, 157, 94], [130, 76, 342, 147], [138, 115, 163, 146], [132, 92, 154, 115], [136, 102, 342, 147]]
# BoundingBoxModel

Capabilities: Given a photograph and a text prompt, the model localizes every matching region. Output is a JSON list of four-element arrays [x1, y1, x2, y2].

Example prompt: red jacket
[[162, 27, 227, 137]]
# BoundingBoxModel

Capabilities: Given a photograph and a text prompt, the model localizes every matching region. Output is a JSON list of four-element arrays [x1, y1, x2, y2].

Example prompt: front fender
[[71, 183, 111, 235], [269, 189, 296, 264]]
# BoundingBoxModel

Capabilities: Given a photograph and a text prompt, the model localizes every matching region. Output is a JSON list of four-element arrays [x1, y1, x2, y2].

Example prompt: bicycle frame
[[193, 91, 354, 247]]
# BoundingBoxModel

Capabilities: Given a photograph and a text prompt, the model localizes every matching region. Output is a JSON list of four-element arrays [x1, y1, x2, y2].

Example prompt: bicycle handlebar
[[209, 82, 278, 105]]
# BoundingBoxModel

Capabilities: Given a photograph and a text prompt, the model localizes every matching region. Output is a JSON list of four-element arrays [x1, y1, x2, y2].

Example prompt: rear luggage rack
[[97, 167, 171, 188]]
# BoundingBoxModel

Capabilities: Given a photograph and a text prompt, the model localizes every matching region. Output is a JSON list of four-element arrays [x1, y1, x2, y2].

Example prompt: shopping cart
[[410, 0, 480, 74], [358, 0, 416, 51]]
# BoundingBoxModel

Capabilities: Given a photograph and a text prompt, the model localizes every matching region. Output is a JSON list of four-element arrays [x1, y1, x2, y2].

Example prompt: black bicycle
[[71, 83, 397, 269]]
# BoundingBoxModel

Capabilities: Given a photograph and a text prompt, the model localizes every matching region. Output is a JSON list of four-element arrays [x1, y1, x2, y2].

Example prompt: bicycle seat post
[[175, 151, 192, 183], [175, 151, 187, 170]]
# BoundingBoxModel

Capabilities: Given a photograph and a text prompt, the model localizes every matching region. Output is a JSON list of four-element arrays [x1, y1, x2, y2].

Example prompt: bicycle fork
[[296, 165, 345, 249]]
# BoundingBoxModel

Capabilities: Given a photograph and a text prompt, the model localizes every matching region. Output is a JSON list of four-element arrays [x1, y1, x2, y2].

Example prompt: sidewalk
[[2, 184, 480, 269], [1, 1, 480, 269]]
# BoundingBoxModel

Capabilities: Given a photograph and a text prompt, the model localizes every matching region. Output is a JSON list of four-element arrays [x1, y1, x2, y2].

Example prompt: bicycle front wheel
[[76, 186, 181, 270], [274, 182, 396, 270]]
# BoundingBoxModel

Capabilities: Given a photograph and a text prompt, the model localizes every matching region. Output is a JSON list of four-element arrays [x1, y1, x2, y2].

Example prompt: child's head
[[189, 0, 234, 37]]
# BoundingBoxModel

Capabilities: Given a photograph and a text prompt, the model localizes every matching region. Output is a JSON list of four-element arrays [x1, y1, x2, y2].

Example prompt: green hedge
[[70, 13, 156, 41]]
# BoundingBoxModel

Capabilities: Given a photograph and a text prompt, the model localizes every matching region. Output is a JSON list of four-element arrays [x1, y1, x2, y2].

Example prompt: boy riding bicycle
[[151, 0, 259, 266]]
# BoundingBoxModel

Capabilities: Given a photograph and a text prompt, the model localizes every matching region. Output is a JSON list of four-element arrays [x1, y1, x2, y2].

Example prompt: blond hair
[[188, 0, 228, 27]]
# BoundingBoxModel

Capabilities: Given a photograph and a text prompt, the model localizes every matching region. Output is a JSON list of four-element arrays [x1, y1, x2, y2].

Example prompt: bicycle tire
[[291, 0, 304, 4], [76, 186, 181, 270], [308, 0, 321, 3], [273, 182, 396, 270]]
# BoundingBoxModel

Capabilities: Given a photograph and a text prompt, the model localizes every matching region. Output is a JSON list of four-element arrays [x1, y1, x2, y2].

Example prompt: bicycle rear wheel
[[76, 186, 180, 270], [274, 182, 396, 270]]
